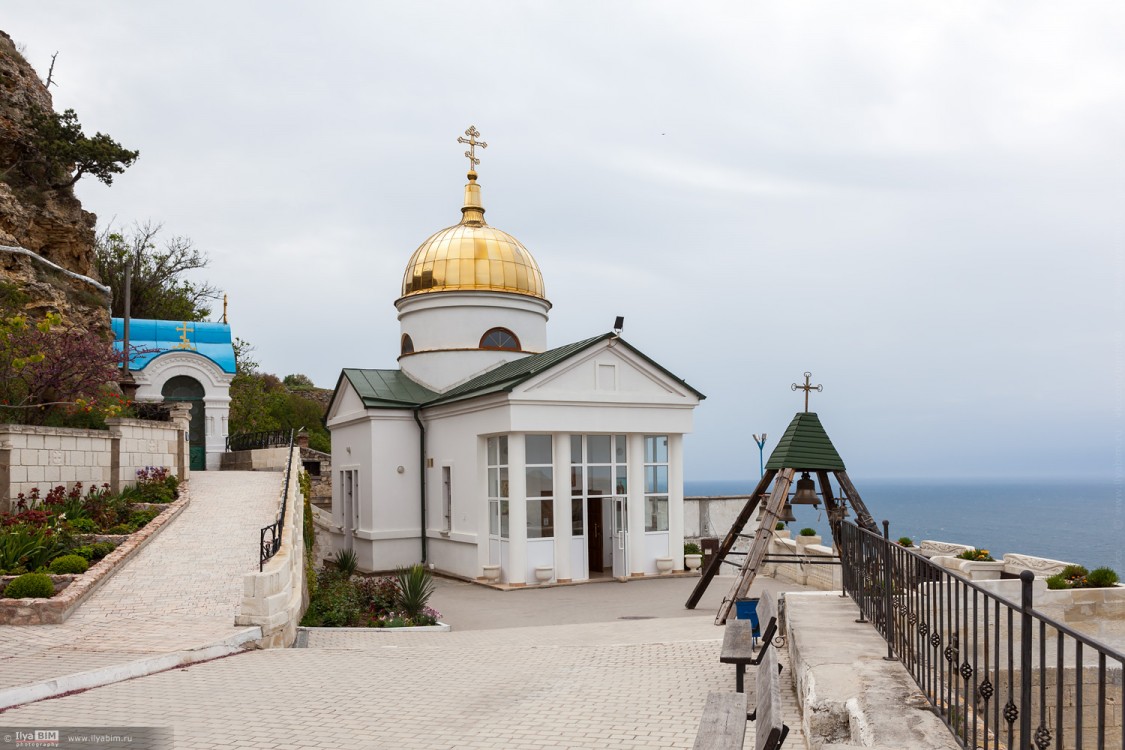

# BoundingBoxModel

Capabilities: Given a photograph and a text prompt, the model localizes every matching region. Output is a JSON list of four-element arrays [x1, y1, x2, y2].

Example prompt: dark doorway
[[162, 375, 206, 470], [587, 497, 604, 574]]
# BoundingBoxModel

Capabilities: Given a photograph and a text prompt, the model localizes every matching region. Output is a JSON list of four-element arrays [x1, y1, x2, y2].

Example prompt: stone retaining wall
[[0, 410, 190, 513], [220, 446, 291, 471], [235, 447, 308, 648]]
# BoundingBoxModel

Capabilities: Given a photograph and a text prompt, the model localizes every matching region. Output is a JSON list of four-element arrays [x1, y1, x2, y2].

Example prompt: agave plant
[[395, 563, 436, 619], [332, 548, 359, 577]]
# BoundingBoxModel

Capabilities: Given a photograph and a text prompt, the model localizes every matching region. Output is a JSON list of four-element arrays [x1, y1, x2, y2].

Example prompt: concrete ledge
[[785, 591, 960, 750], [0, 487, 191, 625], [0, 626, 261, 710]]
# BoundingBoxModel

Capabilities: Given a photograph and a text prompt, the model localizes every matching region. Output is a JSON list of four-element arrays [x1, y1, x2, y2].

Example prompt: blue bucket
[[735, 598, 761, 638]]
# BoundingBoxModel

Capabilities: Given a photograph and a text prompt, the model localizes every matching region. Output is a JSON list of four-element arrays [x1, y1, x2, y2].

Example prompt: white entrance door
[[342, 470, 356, 553], [612, 496, 628, 577]]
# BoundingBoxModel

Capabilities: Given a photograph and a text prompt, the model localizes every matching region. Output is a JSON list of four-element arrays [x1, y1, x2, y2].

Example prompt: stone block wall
[[220, 447, 291, 472], [235, 447, 308, 648], [0, 414, 189, 513]]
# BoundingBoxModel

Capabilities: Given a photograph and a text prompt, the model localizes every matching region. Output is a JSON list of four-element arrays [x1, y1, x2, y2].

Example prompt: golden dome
[[400, 171, 546, 300]]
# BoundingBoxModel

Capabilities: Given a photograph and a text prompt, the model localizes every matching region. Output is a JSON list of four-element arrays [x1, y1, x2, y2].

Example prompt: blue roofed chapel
[[325, 129, 705, 586], [112, 318, 236, 471]]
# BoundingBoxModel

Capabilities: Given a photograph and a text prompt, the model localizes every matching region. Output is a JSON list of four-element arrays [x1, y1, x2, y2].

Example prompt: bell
[[792, 472, 820, 507], [755, 493, 770, 521], [779, 501, 797, 524]]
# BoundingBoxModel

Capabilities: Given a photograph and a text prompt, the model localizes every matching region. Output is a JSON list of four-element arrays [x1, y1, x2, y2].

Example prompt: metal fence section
[[259, 429, 295, 571], [226, 429, 293, 452], [839, 519, 1125, 750]]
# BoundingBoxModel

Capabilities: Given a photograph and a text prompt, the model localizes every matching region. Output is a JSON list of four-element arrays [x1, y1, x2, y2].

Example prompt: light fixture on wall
[[613, 316, 624, 335], [396, 465, 405, 474]]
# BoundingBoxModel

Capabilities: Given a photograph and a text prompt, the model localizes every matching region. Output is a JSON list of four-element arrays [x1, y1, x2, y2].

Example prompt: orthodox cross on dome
[[458, 125, 487, 172], [791, 371, 822, 412]]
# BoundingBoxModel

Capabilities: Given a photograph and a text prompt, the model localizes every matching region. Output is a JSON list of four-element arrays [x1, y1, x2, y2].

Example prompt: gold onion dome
[[400, 168, 546, 300]]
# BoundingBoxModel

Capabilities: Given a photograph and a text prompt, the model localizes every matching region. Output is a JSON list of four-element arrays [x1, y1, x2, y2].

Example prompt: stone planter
[[684, 554, 702, 571], [655, 556, 675, 574], [773, 529, 791, 540], [482, 564, 501, 582], [958, 560, 1005, 581], [534, 565, 553, 583], [796, 534, 822, 549]]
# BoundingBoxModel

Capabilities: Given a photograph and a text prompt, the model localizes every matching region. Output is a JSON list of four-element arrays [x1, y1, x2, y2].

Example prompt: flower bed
[[301, 560, 442, 629]]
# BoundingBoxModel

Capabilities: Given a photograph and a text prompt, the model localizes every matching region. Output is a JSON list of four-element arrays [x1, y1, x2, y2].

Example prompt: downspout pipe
[[413, 407, 427, 563]]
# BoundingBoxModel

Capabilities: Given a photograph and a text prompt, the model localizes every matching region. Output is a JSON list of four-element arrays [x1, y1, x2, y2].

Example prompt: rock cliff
[[0, 29, 109, 333]]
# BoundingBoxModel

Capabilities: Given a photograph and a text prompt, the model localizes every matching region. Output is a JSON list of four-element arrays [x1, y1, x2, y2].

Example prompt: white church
[[325, 128, 704, 585]]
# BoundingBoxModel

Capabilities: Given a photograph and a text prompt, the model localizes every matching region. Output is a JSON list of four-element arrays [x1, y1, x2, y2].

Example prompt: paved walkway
[[0, 575, 810, 750], [0, 472, 280, 697]]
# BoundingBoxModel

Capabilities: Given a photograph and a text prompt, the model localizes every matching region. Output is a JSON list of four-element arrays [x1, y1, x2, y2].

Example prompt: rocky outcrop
[[0, 30, 108, 333]]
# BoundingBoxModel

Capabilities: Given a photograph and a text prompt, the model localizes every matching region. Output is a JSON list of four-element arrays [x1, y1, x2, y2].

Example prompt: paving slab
[[0, 472, 280, 707]]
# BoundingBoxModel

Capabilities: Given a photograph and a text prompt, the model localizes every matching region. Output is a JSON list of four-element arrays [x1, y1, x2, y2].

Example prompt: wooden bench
[[694, 642, 789, 750], [719, 593, 780, 693]]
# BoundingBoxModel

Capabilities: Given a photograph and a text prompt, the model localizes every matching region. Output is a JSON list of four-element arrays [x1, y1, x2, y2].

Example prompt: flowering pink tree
[[0, 312, 120, 425]]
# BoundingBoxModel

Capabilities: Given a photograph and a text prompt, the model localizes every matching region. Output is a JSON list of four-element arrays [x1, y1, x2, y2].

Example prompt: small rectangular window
[[441, 466, 452, 532]]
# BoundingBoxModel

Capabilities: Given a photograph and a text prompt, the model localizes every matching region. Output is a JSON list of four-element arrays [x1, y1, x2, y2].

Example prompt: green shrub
[[684, 542, 702, 556], [333, 548, 358, 577], [48, 554, 89, 574], [91, 541, 116, 560], [67, 518, 98, 533], [1086, 567, 1119, 588], [956, 548, 995, 562], [1046, 573, 1072, 590], [898, 537, 914, 547], [105, 524, 135, 535], [799, 528, 817, 537], [1061, 564, 1089, 579], [3, 572, 55, 599], [0, 524, 64, 572], [395, 564, 436, 619], [70, 545, 94, 560], [775, 522, 785, 531], [128, 509, 160, 528]]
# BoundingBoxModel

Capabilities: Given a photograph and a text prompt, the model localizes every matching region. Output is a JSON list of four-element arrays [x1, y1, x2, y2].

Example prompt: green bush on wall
[[3, 573, 55, 599], [48, 554, 89, 575]]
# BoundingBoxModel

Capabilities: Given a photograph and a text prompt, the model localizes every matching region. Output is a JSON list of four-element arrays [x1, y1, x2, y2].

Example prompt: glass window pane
[[654, 465, 668, 493], [489, 500, 499, 535], [615, 468, 627, 495], [498, 436, 508, 465], [615, 435, 626, 463], [499, 467, 509, 498], [527, 499, 554, 539], [570, 435, 582, 464], [587, 465, 612, 496], [488, 468, 498, 498], [571, 498, 584, 536], [570, 466, 583, 496], [588, 435, 611, 463], [500, 500, 509, 538], [526, 466, 553, 497], [654, 435, 668, 463], [644, 436, 655, 463], [526, 434, 552, 465], [646, 496, 669, 532], [487, 437, 497, 465], [645, 466, 655, 493]]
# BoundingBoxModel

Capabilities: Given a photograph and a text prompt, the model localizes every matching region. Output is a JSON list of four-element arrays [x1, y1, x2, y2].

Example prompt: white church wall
[[397, 291, 549, 352], [400, 350, 528, 393], [643, 533, 670, 575], [366, 412, 423, 570]]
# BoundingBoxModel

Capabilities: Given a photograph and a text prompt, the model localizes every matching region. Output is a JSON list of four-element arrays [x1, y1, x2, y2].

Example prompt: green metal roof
[[764, 412, 846, 471], [339, 368, 438, 409], [333, 333, 706, 412]]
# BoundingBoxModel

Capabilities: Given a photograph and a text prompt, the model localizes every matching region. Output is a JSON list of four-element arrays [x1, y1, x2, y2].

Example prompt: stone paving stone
[[0, 472, 280, 691], [0, 615, 810, 749]]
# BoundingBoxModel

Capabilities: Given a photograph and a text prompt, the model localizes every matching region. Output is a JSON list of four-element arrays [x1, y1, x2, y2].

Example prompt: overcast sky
[[6, 2, 1123, 481]]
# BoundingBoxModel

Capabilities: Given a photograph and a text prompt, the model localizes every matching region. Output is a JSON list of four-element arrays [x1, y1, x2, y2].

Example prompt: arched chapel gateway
[[325, 129, 704, 585]]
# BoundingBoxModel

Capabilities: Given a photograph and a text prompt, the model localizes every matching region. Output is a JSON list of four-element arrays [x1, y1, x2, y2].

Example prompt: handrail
[[258, 429, 295, 571], [839, 519, 1125, 750], [227, 429, 292, 453]]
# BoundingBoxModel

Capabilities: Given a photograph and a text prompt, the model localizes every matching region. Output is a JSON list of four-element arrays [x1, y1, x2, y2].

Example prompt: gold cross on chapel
[[458, 126, 487, 171], [174, 322, 196, 350], [791, 371, 822, 412]]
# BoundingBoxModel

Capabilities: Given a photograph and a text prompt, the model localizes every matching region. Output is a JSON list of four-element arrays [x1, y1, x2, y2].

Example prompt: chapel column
[[508, 433, 528, 586], [669, 433, 685, 571], [553, 433, 572, 582], [627, 433, 646, 577]]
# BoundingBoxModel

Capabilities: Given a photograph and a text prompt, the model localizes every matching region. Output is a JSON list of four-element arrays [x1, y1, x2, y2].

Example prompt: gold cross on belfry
[[458, 125, 487, 171], [174, 322, 196, 350], [791, 371, 823, 412]]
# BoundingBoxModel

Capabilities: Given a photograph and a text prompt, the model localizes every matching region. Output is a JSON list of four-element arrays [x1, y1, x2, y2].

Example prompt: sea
[[685, 478, 1124, 572]]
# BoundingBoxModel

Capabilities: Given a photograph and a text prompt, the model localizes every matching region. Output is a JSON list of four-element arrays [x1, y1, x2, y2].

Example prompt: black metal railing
[[227, 429, 292, 452], [259, 429, 295, 571], [839, 519, 1125, 750]]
